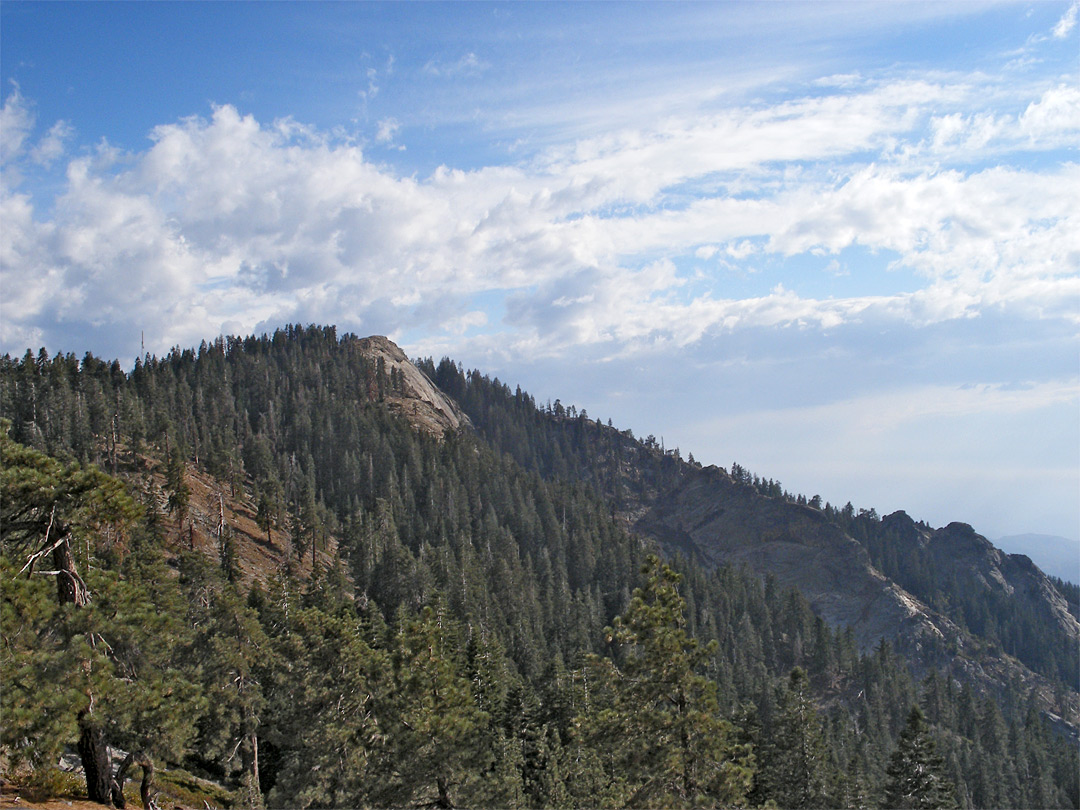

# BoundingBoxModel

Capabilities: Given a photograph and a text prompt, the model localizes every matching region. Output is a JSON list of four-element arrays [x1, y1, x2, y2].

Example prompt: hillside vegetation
[[2, 325, 1077, 809]]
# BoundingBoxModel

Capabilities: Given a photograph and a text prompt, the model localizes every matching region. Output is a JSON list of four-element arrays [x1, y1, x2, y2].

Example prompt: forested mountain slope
[[2, 325, 1077, 810], [430, 359, 1079, 719]]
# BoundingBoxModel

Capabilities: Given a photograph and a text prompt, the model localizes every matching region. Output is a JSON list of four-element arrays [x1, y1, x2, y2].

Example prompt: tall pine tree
[[577, 555, 754, 808], [883, 705, 958, 810]]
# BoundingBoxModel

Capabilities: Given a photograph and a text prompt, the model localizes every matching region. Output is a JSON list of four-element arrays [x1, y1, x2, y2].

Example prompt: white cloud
[[725, 240, 757, 260], [1019, 84, 1080, 142], [376, 117, 400, 144], [29, 120, 75, 167], [929, 111, 1010, 154], [0, 86, 34, 169], [423, 52, 490, 78], [359, 67, 379, 102], [442, 310, 488, 335], [1052, 2, 1078, 38], [2, 66, 1077, 365]]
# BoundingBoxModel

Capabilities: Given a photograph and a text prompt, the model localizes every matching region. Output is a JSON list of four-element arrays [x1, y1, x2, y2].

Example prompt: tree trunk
[[138, 758, 154, 810], [112, 753, 132, 809], [52, 536, 88, 607], [240, 731, 263, 809], [436, 776, 454, 809], [217, 494, 226, 543], [78, 710, 114, 806], [113, 751, 155, 810], [110, 412, 119, 474]]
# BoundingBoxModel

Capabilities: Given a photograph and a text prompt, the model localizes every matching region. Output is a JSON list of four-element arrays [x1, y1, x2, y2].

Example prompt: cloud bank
[[2, 70, 1077, 367]]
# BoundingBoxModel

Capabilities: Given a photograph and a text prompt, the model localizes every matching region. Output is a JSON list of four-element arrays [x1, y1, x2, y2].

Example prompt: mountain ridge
[[3, 326, 1078, 809], [171, 333, 1080, 733], [996, 532, 1080, 585], [419, 338, 1080, 731]]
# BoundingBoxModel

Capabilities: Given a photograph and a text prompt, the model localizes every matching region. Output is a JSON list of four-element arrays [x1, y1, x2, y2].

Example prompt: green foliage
[[1, 427, 200, 805], [375, 604, 494, 808], [2, 329, 1077, 809], [187, 578, 270, 800], [264, 606, 387, 809], [22, 765, 84, 802], [0, 555, 86, 767], [754, 668, 831, 809], [883, 706, 959, 810], [1, 418, 138, 557], [154, 766, 239, 809], [165, 445, 191, 528], [576, 556, 754, 808]]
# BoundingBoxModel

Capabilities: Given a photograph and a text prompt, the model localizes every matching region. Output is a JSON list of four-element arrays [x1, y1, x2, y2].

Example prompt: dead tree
[[112, 750, 157, 810]]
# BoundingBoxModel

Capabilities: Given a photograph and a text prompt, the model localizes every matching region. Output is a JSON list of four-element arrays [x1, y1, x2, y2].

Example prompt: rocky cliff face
[[881, 511, 1080, 648], [634, 464, 958, 652], [622, 457, 1078, 729], [356, 336, 470, 437]]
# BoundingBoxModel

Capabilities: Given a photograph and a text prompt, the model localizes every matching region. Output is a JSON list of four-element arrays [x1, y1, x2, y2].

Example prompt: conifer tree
[[164, 445, 190, 536], [189, 582, 270, 808], [373, 603, 492, 809], [4, 426, 209, 807], [579, 555, 754, 808], [263, 606, 388, 809], [757, 667, 832, 809], [883, 706, 958, 810]]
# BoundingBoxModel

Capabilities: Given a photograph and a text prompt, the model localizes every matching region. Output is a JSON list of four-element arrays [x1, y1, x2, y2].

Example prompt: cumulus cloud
[[1, 66, 1077, 366], [1019, 84, 1080, 142]]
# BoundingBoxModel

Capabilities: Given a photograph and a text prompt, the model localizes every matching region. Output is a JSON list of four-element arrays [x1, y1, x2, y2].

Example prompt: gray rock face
[[356, 336, 469, 437], [882, 511, 1080, 647], [628, 461, 1078, 730], [634, 465, 954, 651]]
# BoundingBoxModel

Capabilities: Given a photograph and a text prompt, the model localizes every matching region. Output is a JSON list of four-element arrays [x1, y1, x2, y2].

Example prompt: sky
[[1, 1, 1078, 543]]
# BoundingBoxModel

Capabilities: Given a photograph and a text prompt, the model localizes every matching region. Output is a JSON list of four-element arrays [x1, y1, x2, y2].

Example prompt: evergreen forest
[[1, 324, 1077, 809]]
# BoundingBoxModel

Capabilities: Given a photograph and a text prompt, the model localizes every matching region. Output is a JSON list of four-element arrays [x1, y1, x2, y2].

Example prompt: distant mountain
[[996, 533, 1080, 585]]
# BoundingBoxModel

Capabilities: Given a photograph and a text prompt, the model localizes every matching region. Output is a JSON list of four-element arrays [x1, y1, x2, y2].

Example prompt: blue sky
[[2, 1, 1078, 543]]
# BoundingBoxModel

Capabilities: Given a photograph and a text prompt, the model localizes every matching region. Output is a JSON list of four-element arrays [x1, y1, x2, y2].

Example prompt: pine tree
[[164, 445, 190, 536], [371, 603, 493, 809], [0, 423, 158, 806], [758, 667, 831, 809], [189, 582, 270, 807], [883, 706, 958, 810], [263, 605, 388, 809], [578, 555, 754, 808]]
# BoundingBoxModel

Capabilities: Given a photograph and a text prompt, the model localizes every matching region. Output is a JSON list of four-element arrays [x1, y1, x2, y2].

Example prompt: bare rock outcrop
[[881, 511, 1080, 646], [634, 464, 956, 652], [628, 462, 1078, 730], [356, 336, 470, 437]]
